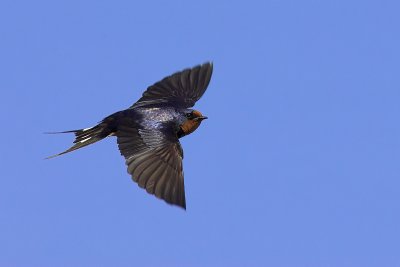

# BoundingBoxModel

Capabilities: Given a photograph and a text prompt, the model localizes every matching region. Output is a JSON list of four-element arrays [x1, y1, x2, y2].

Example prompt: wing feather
[[116, 122, 186, 209], [131, 62, 213, 108]]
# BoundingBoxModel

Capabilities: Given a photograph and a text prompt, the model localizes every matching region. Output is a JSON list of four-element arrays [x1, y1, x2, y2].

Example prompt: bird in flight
[[47, 62, 213, 209]]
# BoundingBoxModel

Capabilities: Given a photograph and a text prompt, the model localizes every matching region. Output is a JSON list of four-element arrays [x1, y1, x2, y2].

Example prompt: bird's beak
[[195, 116, 208, 121]]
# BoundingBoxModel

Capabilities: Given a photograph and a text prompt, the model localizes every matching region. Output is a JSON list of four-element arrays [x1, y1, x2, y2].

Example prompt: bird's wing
[[131, 62, 213, 109], [116, 118, 186, 209]]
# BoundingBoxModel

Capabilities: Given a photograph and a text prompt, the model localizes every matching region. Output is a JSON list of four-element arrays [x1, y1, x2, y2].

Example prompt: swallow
[[47, 62, 213, 209]]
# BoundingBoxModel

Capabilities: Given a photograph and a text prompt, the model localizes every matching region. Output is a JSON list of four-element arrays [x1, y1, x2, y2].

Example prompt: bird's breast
[[179, 120, 201, 137]]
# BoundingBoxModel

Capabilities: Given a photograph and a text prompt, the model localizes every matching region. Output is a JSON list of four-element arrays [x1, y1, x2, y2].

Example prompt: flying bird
[[47, 62, 213, 209]]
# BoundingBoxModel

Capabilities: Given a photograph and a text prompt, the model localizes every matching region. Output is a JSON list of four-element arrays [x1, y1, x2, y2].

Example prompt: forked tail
[[46, 121, 114, 159]]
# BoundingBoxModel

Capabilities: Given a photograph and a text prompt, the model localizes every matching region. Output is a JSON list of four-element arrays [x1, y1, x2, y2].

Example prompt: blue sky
[[1, 0, 400, 266]]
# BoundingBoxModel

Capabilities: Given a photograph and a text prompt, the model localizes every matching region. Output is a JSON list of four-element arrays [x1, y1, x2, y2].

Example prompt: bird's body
[[48, 63, 213, 209]]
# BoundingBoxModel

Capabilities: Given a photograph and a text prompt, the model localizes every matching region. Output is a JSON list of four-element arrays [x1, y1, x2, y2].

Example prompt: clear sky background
[[1, 1, 399, 266]]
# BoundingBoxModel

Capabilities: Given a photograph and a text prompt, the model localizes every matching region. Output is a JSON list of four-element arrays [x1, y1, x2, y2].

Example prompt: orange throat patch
[[180, 120, 202, 136]]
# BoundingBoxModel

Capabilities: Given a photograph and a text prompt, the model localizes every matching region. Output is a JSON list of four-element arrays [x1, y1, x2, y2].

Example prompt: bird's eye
[[186, 112, 193, 119]]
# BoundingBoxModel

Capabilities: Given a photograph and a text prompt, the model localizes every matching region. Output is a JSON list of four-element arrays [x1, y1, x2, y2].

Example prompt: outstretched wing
[[116, 118, 186, 209], [131, 62, 213, 109]]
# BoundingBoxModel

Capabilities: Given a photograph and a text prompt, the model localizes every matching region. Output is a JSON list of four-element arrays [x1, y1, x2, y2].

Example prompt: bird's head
[[179, 110, 208, 137]]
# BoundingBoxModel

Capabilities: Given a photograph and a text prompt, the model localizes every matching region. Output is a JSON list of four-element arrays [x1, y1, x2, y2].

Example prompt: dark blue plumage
[[48, 63, 213, 209]]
